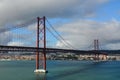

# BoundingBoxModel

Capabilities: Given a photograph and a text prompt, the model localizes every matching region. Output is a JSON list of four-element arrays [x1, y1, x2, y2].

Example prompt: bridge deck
[[0, 45, 93, 54]]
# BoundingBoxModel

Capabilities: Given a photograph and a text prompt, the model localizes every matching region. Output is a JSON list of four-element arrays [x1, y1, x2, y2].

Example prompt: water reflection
[[35, 73, 46, 80]]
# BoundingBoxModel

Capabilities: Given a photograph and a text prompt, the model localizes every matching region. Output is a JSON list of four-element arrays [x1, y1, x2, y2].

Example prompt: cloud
[[0, 31, 12, 45], [7, 42, 24, 46], [0, 0, 109, 26], [56, 19, 120, 50], [0, 24, 36, 46], [0, 0, 109, 47]]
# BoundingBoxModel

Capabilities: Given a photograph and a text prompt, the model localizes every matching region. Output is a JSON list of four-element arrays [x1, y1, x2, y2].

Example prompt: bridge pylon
[[34, 16, 47, 73], [94, 39, 107, 61], [94, 39, 100, 60]]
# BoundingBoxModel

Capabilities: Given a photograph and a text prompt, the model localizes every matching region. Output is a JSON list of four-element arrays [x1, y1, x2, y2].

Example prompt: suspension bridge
[[0, 16, 111, 73]]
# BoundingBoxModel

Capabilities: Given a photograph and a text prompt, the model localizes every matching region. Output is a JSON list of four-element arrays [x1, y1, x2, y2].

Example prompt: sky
[[0, 0, 120, 50]]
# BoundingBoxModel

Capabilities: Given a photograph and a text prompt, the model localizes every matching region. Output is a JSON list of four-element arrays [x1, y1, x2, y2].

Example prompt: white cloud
[[7, 42, 24, 46], [56, 19, 120, 50], [56, 40, 73, 49]]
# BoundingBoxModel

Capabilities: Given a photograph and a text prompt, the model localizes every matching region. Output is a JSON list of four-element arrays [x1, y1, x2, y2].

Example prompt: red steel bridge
[[0, 16, 108, 73]]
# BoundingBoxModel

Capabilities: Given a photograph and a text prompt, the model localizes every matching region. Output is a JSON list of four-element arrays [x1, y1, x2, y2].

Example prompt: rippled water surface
[[0, 60, 120, 80]]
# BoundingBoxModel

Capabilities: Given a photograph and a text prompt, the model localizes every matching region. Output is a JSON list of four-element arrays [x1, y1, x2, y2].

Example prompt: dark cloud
[[0, 0, 109, 26]]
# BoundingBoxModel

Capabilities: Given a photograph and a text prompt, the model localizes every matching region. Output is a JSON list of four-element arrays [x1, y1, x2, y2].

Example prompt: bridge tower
[[94, 39, 99, 60], [94, 39, 107, 61], [34, 16, 47, 73], [94, 39, 99, 51]]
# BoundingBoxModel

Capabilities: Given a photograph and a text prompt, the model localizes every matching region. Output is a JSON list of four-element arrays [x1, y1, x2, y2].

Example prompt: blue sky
[[90, 0, 120, 21], [0, 0, 120, 50]]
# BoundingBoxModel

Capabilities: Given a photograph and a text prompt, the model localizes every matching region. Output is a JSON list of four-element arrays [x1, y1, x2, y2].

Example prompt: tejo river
[[0, 60, 120, 80]]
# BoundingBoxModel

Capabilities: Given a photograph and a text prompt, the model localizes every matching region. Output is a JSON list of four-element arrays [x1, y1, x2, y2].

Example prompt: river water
[[0, 60, 120, 80]]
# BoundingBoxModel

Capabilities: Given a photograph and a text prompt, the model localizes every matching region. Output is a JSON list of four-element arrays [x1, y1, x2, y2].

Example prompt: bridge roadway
[[0, 45, 96, 54]]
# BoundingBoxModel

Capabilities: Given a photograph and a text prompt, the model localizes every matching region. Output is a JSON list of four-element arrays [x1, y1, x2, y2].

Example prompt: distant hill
[[100, 50, 120, 54]]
